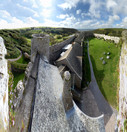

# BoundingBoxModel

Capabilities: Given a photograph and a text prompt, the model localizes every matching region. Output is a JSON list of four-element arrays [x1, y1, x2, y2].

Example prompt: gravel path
[[80, 41, 117, 132]]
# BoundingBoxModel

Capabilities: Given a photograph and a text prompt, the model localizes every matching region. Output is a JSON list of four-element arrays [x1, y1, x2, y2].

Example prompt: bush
[[124, 119, 127, 131], [11, 62, 27, 70]]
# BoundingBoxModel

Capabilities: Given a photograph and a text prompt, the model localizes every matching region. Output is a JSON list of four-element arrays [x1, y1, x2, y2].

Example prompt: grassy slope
[[82, 41, 91, 87], [89, 38, 120, 107], [12, 72, 25, 90], [16, 56, 29, 64], [12, 56, 29, 89], [93, 28, 126, 37]]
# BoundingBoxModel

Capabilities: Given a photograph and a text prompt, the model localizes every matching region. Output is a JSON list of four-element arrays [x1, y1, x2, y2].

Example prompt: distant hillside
[[93, 28, 127, 37], [0, 29, 30, 59], [0, 27, 77, 59], [20, 27, 77, 38], [77, 29, 94, 31]]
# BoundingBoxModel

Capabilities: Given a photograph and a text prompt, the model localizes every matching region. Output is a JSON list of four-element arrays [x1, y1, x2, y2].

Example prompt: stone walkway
[[80, 42, 117, 132]]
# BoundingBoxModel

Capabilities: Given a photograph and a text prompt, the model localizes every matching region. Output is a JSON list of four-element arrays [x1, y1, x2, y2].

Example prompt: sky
[[0, 0, 127, 29]]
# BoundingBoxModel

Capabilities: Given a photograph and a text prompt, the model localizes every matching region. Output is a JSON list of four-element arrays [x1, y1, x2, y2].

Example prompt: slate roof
[[56, 42, 82, 82]]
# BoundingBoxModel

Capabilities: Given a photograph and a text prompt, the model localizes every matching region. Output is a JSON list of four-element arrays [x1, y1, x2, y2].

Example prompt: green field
[[89, 38, 121, 107]]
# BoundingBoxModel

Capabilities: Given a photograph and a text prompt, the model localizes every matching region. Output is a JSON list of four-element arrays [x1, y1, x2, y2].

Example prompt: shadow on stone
[[89, 55, 113, 125]]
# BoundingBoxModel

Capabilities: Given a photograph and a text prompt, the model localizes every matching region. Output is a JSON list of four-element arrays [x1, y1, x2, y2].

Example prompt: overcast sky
[[0, 0, 127, 29]]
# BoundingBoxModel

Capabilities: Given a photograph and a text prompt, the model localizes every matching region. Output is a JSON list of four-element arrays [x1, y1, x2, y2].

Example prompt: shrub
[[124, 119, 127, 132], [11, 62, 27, 70]]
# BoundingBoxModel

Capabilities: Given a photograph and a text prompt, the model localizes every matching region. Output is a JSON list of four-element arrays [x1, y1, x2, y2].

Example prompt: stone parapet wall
[[94, 33, 120, 44], [11, 53, 40, 132], [31, 58, 105, 132], [20, 33, 105, 132], [0, 37, 9, 131], [49, 35, 76, 63], [75, 31, 94, 44], [69, 102, 105, 132], [118, 31, 127, 131]]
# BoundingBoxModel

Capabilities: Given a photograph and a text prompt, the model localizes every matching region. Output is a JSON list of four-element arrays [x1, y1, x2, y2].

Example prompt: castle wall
[[75, 31, 94, 44], [0, 37, 9, 132], [49, 35, 76, 63], [31, 58, 105, 132], [13, 33, 105, 132], [118, 30, 127, 131], [31, 34, 49, 62], [94, 33, 120, 44], [29, 34, 105, 132]]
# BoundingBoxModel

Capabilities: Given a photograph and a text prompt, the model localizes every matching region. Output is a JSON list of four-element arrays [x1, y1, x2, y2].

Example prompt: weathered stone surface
[[0, 36, 8, 131], [31, 34, 49, 61], [62, 71, 73, 112], [30, 53, 40, 79], [13, 80, 24, 109], [31, 52, 37, 63], [31, 58, 105, 132], [31, 58, 69, 132], [118, 30, 127, 131], [13, 32, 106, 132], [24, 52, 30, 59], [25, 62, 33, 78], [11, 77, 36, 132], [94, 34, 120, 44], [75, 31, 94, 44], [64, 71, 71, 80]]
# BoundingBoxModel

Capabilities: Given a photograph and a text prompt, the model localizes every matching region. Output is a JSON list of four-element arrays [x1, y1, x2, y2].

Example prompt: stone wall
[[49, 35, 76, 63], [94, 33, 120, 44], [13, 33, 105, 132], [31, 34, 49, 62], [118, 30, 127, 131], [0, 37, 9, 132], [29, 33, 105, 132], [75, 31, 94, 44], [31, 58, 105, 132]]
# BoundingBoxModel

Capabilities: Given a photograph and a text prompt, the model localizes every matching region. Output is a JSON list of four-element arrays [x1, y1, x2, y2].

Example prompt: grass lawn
[[89, 38, 121, 108]]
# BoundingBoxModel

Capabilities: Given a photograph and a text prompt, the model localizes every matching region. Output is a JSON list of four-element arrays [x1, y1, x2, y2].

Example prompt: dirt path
[[80, 41, 117, 132], [8, 48, 22, 62]]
